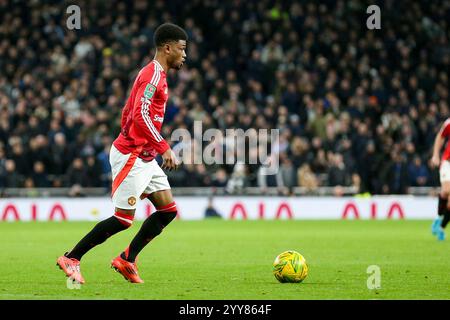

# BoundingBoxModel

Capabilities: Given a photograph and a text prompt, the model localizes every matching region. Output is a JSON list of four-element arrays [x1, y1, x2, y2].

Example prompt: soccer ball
[[273, 250, 308, 283]]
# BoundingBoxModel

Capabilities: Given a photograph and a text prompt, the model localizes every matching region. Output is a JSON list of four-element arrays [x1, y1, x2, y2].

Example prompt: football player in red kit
[[430, 118, 450, 241], [57, 23, 187, 283]]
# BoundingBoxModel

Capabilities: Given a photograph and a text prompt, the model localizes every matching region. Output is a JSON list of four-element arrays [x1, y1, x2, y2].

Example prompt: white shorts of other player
[[109, 144, 171, 210], [440, 160, 450, 183]]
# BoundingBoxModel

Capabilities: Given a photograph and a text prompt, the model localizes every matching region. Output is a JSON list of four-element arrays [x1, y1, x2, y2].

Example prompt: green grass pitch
[[0, 220, 448, 300]]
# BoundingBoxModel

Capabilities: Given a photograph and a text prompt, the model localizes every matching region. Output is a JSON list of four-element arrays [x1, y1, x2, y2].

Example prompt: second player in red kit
[[431, 118, 450, 241]]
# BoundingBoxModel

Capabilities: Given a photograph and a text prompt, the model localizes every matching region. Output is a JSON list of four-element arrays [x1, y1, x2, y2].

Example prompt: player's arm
[[431, 123, 447, 168], [132, 81, 179, 170]]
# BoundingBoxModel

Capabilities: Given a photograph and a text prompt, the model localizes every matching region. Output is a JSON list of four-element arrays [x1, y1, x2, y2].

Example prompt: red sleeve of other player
[[441, 119, 450, 138]]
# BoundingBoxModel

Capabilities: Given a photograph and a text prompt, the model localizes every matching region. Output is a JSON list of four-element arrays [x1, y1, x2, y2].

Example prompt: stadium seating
[[0, 0, 448, 196]]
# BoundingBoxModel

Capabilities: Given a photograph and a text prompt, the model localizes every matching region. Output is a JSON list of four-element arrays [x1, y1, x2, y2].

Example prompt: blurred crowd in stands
[[0, 0, 449, 195]]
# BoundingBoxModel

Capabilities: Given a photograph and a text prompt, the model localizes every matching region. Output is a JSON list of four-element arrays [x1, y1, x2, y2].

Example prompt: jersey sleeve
[[441, 119, 450, 138], [132, 80, 170, 155]]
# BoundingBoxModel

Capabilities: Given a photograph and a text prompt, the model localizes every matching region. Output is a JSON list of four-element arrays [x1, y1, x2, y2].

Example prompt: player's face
[[168, 40, 187, 70]]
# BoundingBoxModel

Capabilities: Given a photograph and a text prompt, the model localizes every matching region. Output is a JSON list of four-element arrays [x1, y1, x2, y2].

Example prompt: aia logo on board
[[342, 202, 405, 219], [1, 203, 67, 221]]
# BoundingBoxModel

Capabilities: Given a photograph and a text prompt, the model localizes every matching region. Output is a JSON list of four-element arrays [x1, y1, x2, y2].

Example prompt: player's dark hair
[[154, 23, 188, 47]]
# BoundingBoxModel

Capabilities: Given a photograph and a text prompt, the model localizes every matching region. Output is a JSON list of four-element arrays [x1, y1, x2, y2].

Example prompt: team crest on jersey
[[144, 84, 156, 99], [128, 196, 137, 206]]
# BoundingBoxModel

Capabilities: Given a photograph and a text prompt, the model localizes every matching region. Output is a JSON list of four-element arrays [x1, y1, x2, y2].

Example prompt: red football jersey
[[113, 60, 170, 161], [440, 118, 450, 162]]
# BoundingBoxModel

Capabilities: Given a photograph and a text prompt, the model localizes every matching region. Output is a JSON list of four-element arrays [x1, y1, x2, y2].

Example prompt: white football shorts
[[109, 144, 171, 210], [440, 160, 450, 183]]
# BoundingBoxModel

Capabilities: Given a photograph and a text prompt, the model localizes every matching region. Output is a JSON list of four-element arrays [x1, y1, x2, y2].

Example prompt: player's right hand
[[161, 148, 179, 171], [431, 155, 440, 168]]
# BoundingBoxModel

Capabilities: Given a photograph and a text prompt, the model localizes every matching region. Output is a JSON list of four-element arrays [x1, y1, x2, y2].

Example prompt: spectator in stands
[[10, 141, 30, 176], [408, 156, 430, 187], [66, 157, 88, 188], [277, 153, 296, 195], [228, 162, 249, 194], [96, 137, 112, 189], [298, 163, 319, 193], [31, 161, 51, 188], [0, 147, 6, 188], [327, 153, 351, 187], [383, 152, 410, 194], [85, 155, 103, 187], [4, 159, 22, 188], [211, 168, 228, 188], [49, 132, 71, 175]]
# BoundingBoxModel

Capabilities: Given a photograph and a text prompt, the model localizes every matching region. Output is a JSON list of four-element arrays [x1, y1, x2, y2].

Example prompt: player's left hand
[[161, 148, 180, 171], [431, 155, 440, 168]]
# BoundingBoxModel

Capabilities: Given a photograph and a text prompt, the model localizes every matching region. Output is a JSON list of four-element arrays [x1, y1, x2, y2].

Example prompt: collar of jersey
[[153, 60, 165, 73]]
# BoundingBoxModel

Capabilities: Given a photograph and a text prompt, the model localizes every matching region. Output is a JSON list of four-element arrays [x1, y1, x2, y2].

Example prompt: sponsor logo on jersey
[[154, 115, 164, 123]]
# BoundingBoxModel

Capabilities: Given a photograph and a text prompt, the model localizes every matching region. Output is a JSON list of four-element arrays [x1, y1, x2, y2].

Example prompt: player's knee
[[154, 202, 178, 228], [441, 182, 450, 196], [155, 201, 177, 213], [114, 211, 135, 228]]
